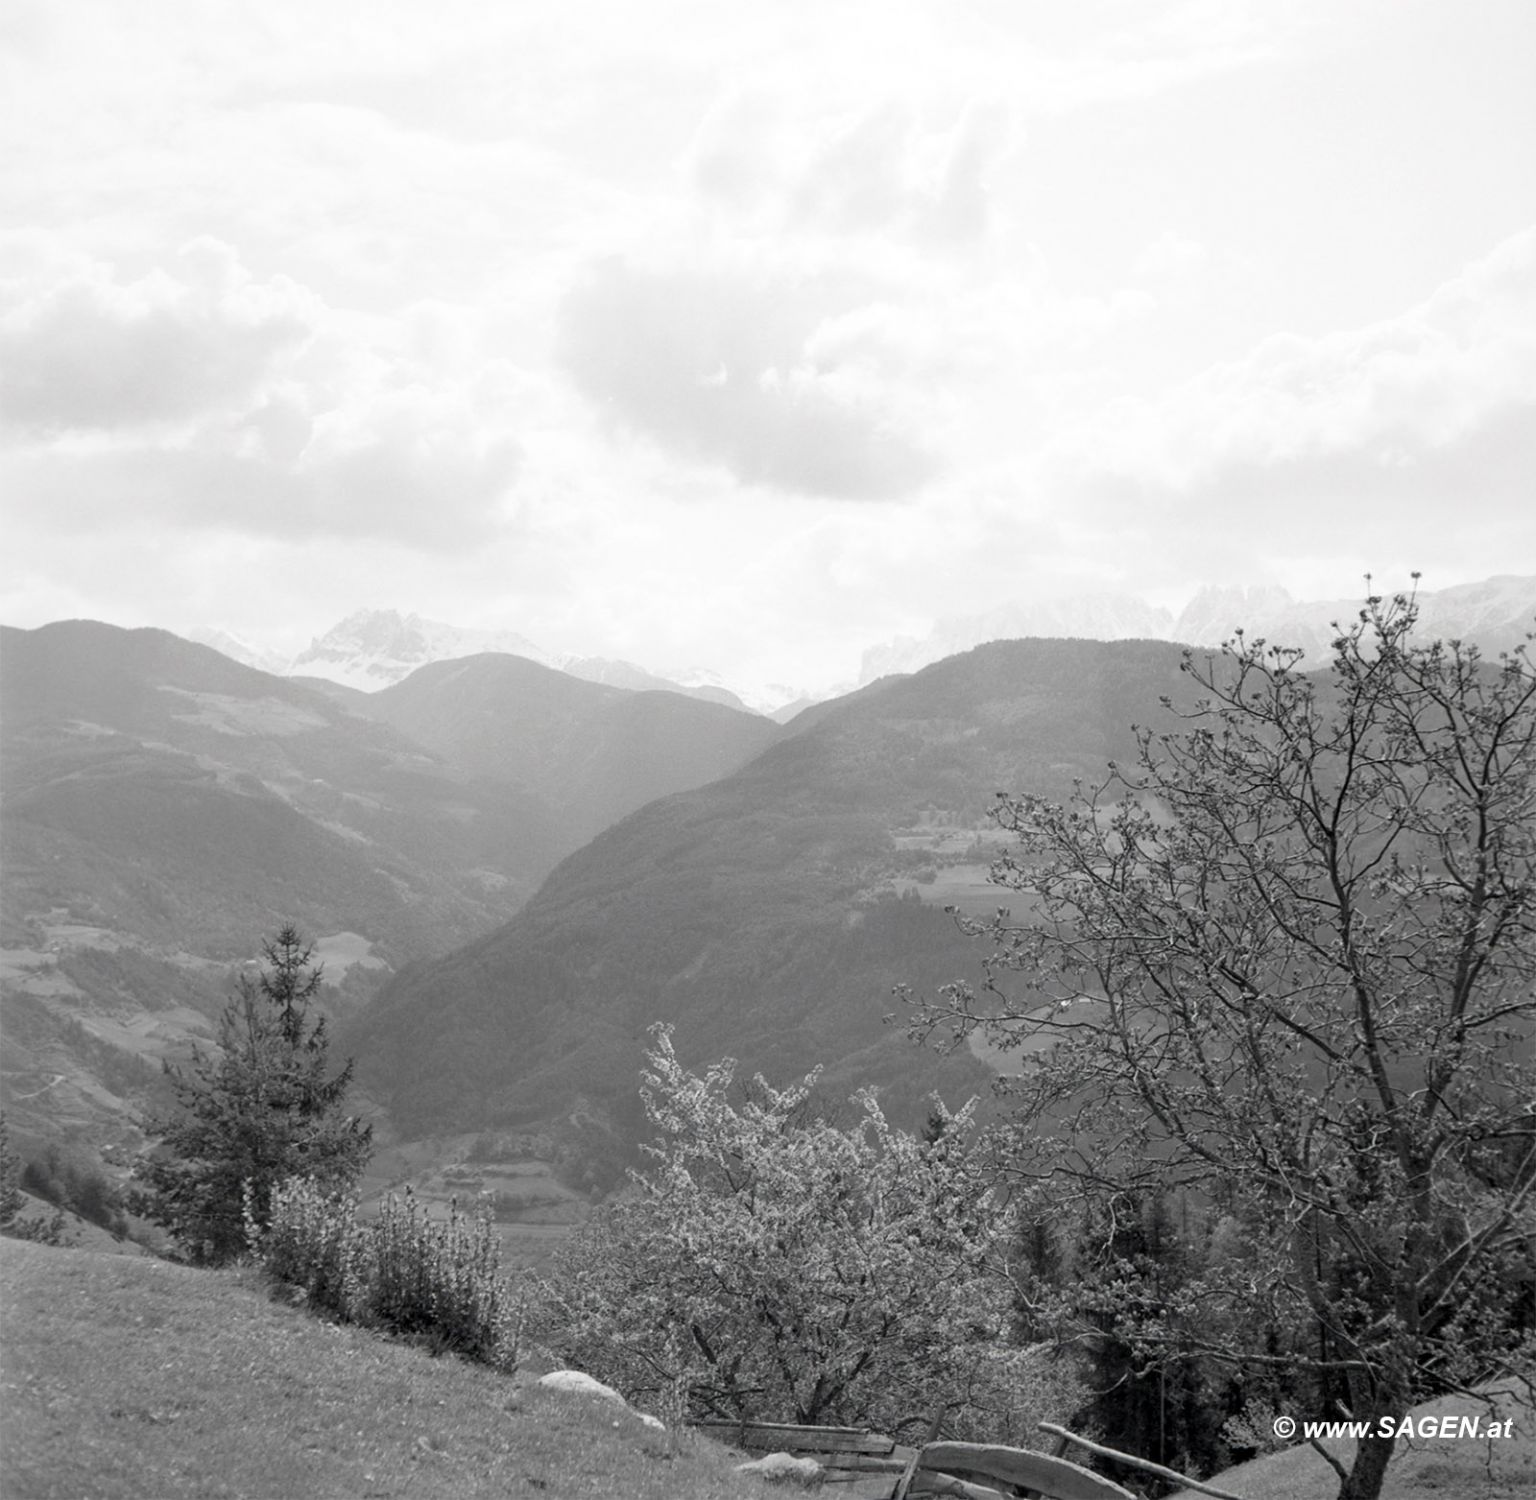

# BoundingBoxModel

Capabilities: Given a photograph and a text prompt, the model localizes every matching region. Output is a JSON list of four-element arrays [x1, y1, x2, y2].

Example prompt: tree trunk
[[1338, 1423, 1395, 1500]]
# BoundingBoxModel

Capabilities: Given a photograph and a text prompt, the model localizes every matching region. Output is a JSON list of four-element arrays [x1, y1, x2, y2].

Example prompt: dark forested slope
[[349, 637, 1198, 1175], [0, 621, 567, 1146], [1, 623, 785, 1153]]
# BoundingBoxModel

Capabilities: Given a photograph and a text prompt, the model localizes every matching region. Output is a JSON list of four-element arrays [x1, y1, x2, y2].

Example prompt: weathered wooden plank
[[908, 1472, 1008, 1500], [1037, 1422, 1247, 1500], [819, 1466, 1007, 1500], [818, 1452, 913, 1476], [918, 1442, 1137, 1500], [891, 1448, 924, 1500], [692, 1420, 897, 1455], [826, 1479, 901, 1500]]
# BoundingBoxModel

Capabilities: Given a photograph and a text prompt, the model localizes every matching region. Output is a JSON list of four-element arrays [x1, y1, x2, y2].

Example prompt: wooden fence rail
[[690, 1420, 1140, 1500], [1038, 1422, 1247, 1500]]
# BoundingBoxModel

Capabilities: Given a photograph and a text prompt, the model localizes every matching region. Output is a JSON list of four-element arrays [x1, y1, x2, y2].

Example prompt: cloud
[[686, 88, 1017, 248], [0, 241, 527, 546], [557, 257, 937, 499], [1133, 230, 1208, 284], [1047, 227, 1536, 568], [4, 385, 521, 549], [0, 240, 316, 431]]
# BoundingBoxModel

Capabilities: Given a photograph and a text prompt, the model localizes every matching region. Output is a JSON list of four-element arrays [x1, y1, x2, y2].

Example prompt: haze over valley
[[4, 581, 1532, 1201]]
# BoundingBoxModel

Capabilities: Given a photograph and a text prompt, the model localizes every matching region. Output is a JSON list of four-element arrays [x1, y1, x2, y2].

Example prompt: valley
[[341, 634, 1203, 1189], [5, 591, 1533, 1237], [0, 621, 781, 1195], [3, 591, 1532, 1500]]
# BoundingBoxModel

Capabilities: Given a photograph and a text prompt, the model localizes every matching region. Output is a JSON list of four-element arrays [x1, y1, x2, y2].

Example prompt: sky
[[2, 0, 1533, 695]]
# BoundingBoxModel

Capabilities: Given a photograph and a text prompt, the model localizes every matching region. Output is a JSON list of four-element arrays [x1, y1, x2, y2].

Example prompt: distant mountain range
[[858, 575, 1536, 684], [0, 622, 779, 1154], [6, 579, 1532, 1195], [344, 636, 1203, 1187], [187, 578, 1536, 721], [190, 610, 786, 715]]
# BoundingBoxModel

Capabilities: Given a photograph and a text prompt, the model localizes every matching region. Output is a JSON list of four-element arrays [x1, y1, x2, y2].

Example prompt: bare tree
[[908, 588, 1535, 1500]]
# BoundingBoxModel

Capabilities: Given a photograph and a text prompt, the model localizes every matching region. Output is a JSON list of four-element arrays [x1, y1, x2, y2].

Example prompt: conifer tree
[[136, 927, 371, 1264]]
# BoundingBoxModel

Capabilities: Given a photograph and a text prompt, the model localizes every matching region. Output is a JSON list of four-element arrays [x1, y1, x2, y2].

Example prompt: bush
[[21, 1143, 128, 1237], [369, 1189, 522, 1368], [256, 1178, 368, 1320], [254, 1177, 523, 1374], [0, 1115, 70, 1247], [534, 1027, 1019, 1436]]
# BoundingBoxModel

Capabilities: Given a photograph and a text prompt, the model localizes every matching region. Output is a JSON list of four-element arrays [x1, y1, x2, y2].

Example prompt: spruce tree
[[136, 927, 372, 1264]]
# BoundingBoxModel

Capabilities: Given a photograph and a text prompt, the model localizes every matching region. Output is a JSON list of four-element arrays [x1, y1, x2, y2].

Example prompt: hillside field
[[0, 1238, 769, 1500]]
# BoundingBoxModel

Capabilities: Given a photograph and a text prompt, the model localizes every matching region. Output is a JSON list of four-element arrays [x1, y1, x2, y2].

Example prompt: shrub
[[368, 1188, 522, 1368], [2, 1206, 70, 1246], [21, 1143, 128, 1237], [0, 1115, 69, 1247], [534, 1027, 1018, 1436], [255, 1178, 368, 1321], [255, 1177, 523, 1374], [0, 1114, 23, 1226]]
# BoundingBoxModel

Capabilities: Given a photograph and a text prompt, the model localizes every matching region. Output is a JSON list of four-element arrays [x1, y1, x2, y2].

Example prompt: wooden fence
[[692, 1418, 1251, 1500], [692, 1420, 1143, 1500]]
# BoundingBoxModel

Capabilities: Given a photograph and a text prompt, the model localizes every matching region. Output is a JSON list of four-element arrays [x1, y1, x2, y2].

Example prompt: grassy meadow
[[0, 1237, 766, 1500], [4, 1220, 1532, 1500]]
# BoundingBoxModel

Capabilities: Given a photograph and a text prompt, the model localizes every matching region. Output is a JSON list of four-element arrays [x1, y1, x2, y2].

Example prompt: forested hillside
[[348, 636, 1198, 1183], [0, 622, 777, 1163]]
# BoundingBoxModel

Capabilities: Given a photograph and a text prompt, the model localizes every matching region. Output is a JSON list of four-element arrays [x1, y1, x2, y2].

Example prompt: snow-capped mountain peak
[[189, 609, 814, 714], [286, 610, 554, 691]]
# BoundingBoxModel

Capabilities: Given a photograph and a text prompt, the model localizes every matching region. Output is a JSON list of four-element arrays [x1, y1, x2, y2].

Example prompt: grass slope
[[0, 1240, 767, 1500], [1165, 1389, 1534, 1500]]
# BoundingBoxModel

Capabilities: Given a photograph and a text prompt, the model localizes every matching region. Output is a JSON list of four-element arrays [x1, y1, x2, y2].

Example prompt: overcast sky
[[3, 0, 1533, 693]]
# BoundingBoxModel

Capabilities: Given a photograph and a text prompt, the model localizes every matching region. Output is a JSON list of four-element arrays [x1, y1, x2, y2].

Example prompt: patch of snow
[[183, 627, 289, 676]]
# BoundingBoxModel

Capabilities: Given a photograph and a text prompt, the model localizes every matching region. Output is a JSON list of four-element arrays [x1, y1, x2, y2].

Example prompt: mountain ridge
[[859, 574, 1536, 684], [345, 635, 1204, 1185], [0, 621, 783, 1158], [183, 574, 1536, 720], [351, 651, 782, 854], [195, 610, 769, 714]]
